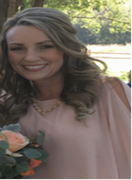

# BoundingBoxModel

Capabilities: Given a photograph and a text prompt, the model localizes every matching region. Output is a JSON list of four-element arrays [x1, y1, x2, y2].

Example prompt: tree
[[74, 23, 97, 44], [0, 0, 131, 36], [0, 0, 45, 33], [44, 0, 131, 33], [32, 0, 45, 7], [0, 0, 9, 34], [75, 22, 131, 45], [7, 0, 23, 17]]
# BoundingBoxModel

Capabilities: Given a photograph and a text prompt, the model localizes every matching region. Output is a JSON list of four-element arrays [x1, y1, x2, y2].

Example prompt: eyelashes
[[9, 45, 54, 51], [9, 47, 23, 51], [41, 45, 54, 49]]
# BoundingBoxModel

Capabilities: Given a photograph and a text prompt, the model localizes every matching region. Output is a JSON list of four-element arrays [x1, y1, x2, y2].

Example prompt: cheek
[[44, 49, 63, 62], [53, 55, 63, 67], [8, 52, 20, 64]]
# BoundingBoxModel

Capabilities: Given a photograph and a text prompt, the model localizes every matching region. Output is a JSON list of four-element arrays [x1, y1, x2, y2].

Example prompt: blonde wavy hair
[[0, 7, 107, 126]]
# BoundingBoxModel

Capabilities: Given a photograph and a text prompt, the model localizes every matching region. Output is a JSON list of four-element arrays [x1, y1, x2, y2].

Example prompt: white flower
[[6, 149, 23, 157]]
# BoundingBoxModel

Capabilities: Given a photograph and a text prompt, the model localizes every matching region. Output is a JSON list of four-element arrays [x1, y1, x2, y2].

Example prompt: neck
[[32, 73, 64, 101]]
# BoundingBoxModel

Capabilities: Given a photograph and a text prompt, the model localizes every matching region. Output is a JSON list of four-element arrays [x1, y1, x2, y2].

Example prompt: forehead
[[6, 25, 50, 43]]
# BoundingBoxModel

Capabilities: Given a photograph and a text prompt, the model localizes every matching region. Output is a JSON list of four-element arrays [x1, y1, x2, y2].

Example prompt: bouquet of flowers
[[0, 123, 49, 179]]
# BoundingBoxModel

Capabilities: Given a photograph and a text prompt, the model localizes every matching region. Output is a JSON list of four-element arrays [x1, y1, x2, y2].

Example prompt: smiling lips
[[23, 64, 48, 71]]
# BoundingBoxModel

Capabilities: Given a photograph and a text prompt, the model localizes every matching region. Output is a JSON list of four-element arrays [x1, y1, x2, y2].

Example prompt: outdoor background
[[0, 0, 131, 83]]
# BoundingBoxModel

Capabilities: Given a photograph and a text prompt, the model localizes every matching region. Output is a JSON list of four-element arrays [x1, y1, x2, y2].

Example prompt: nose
[[24, 49, 40, 61]]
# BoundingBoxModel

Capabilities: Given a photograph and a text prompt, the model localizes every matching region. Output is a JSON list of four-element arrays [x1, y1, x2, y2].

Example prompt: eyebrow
[[9, 40, 53, 45]]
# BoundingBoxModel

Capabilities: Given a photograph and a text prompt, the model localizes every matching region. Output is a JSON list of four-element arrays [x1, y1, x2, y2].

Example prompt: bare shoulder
[[101, 76, 131, 112]]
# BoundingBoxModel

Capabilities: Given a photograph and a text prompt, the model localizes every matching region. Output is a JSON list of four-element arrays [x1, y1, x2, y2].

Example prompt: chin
[[22, 76, 41, 81]]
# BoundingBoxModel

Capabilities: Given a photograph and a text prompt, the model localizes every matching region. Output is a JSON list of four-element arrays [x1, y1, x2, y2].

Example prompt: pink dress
[[19, 78, 131, 179]]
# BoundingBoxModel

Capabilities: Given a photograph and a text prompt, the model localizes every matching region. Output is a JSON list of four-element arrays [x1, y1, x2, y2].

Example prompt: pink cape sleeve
[[104, 79, 131, 178]]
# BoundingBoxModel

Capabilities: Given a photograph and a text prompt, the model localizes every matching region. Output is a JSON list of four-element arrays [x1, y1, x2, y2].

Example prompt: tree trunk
[[7, 0, 17, 17], [32, 0, 45, 7], [7, 0, 23, 17], [0, 0, 9, 33], [16, 0, 23, 10]]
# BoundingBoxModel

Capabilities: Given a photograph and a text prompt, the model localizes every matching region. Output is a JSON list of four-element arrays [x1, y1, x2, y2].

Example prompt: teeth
[[25, 65, 46, 69]]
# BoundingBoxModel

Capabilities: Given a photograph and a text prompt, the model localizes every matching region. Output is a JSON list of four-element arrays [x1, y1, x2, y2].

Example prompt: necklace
[[32, 100, 62, 115]]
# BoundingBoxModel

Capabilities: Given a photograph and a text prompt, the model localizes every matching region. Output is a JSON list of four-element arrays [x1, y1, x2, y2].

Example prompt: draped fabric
[[19, 79, 131, 179]]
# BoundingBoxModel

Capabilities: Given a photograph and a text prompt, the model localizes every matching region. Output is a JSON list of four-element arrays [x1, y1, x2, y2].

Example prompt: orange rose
[[30, 159, 42, 168], [20, 159, 42, 177], [20, 167, 35, 177], [0, 130, 29, 152]]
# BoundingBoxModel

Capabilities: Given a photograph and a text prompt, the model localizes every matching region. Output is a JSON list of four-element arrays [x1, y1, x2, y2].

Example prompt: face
[[6, 25, 64, 82]]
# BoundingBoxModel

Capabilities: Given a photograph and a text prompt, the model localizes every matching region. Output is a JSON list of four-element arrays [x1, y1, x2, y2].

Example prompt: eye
[[40, 45, 54, 49], [9, 47, 23, 51]]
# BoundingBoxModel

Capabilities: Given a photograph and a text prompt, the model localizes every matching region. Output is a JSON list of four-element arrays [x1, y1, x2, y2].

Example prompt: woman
[[0, 7, 131, 179]]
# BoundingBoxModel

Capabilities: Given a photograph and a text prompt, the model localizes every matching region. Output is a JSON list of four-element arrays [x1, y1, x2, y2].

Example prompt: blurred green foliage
[[74, 22, 131, 45], [21, 0, 131, 34], [106, 71, 130, 82]]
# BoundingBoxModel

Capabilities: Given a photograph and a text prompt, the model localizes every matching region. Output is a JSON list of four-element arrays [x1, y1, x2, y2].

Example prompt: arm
[[108, 77, 131, 112]]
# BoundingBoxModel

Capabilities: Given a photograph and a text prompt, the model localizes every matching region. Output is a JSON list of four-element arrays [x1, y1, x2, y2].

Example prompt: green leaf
[[0, 156, 7, 165], [42, 158, 47, 163], [0, 123, 20, 132], [23, 148, 42, 159], [0, 165, 4, 171], [35, 149, 49, 161], [16, 161, 29, 173], [13, 174, 23, 179], [0, 141, 9, 150], [6, 156, 16, 167], [5, 170, 19, 179], [14, 171, 21, 177], [15, 155, 28, 164], [5, 169, 22, 180], [0, 148, 5, 158], [0, 165, 14, 177], [37, 131, 44, 145]]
